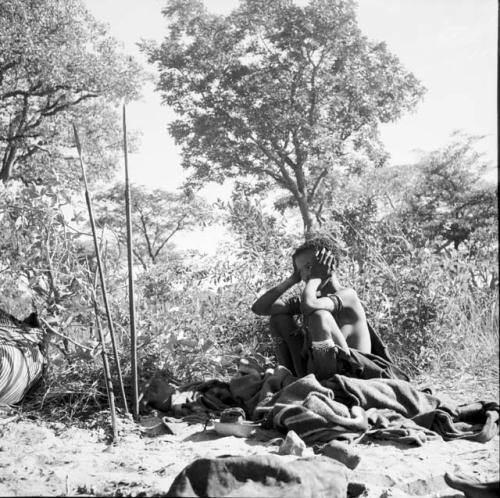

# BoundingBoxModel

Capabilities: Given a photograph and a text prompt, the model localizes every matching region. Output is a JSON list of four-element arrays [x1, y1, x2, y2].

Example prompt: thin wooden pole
[[122, 105, 139, 420], [91, 285, 118, 441], [73, 123, 129, 414], [89, 237, 118, 441]]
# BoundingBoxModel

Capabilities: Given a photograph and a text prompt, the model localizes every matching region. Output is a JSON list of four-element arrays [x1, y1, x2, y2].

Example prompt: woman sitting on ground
[[251, 235, 372, 380]]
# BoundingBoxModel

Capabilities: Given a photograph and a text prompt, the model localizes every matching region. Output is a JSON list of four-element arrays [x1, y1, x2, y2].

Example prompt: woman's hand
[[308, 261, 327, 280], [315, 247, 342, 291], [308, 247, 334, 281], [315, 248, 335, 271]]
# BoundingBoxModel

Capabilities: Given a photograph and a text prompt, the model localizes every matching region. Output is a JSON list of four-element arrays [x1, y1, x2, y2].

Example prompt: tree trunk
[[296, 195, 314, 236], [0, 146, 17, 183]]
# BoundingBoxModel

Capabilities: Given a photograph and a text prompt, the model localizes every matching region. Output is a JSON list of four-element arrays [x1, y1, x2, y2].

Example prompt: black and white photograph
[[0, 0, 497, 496]]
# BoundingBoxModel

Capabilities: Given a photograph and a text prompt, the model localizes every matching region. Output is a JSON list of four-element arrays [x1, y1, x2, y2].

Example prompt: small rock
[[321, 440, 361, 470], [278, 430, 307, 456]]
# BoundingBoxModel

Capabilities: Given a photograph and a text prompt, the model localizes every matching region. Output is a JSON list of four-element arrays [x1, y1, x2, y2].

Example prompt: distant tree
[[144, 0, 425, 233], [94, 184, 215, 270], [383, 135, 497, 253], [0, 0, 143, 184]]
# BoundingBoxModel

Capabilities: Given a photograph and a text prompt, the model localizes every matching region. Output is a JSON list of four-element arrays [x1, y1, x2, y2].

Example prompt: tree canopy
[[0, 0, 143, 184], [391, 134, 497, 253], [144, 0, 425, 233]]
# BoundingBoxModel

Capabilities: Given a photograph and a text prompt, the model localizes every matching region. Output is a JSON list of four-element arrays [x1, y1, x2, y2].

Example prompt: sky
[[83, 0, 497, 250]]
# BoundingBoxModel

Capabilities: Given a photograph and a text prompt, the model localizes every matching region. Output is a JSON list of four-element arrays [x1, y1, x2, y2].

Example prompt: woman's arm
[[251, 273, 300, 316], [301, 277, 338, 315]]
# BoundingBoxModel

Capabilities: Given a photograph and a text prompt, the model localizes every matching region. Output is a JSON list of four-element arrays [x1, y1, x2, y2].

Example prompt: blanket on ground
[[300, 322, 409, 381], [322, 374, 443, 417], [227, 369, 499, 445], [166, 454, 349, 498], [333, 323, 410, 381], [161, 366, 498, 446], [335, 347, 410, 381], [360, 408, 443, 446]]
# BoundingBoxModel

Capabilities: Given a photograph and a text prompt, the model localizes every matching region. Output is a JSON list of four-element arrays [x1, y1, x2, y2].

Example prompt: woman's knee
[[338, 288, 364, 317]]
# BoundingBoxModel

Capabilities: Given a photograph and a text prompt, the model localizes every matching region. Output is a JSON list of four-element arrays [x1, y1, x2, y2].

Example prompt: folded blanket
[[266, 373, 333, 406], [166, 454, 349, 498], [168, 379, 239, 419], [273, 392, 368, 444], [325, 375, 499, 443], [335, 348, 409, 381], [362, 408, 442, 446], [255, 372, 335, 420], [413, 405, 499, 443], [176, 364, 499, 446], [323, 374, 442, 417], [302, 322, 409, 381], [230, 366, 296, 418]]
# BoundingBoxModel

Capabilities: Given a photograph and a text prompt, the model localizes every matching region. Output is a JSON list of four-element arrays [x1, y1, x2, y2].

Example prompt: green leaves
[[0, 0, 144, 183], [145, 0, 424, 232], [389, 134, 497, 253]]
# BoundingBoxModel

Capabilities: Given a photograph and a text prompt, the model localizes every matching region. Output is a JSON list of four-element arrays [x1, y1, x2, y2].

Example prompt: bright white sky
[[83, 0, 497, 250]]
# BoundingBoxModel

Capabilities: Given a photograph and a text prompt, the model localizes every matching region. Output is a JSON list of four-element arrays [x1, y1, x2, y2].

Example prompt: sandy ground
[[0, 410, 498, 497], [0, 371, 498, 497]]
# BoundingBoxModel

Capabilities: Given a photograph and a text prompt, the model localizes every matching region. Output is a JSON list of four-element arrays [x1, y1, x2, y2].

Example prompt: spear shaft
[[122, 105, 139, 420], [89, 236, 118, 441], [92, 285, 118, 440], [73, 124, 129, 414]]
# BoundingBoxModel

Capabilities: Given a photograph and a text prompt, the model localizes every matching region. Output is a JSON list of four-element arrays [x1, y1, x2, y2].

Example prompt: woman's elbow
[[251, 302, 265, 316], [300, 298, 316, 315]]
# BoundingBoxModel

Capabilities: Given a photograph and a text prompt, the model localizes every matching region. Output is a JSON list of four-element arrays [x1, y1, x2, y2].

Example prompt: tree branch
[[309, 167, 329, 202], [41, 93, 98, 117], [153, 213, 188, 259], [133, 248, 148, 271], [40, 318, 94, 352], [138, 211, 155, 263]]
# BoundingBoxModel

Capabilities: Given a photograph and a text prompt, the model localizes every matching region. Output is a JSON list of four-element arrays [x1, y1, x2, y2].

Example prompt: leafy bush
[[133, 198, 302, 383], [133, 191, 498, 382], [2, 141, 497, 420]]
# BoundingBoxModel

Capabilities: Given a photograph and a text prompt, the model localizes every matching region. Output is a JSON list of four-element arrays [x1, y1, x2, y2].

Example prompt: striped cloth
[[0, 310, 46, 405]]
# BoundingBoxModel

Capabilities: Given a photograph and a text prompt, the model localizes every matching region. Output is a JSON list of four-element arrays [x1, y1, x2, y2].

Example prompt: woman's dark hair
[[292, 232, 339, 266]]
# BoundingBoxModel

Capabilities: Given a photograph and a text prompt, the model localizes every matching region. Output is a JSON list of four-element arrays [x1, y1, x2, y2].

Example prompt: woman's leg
[[269, 314, 306, 377], [307, 309, 349, 351], [305, 309, 349, 380]]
